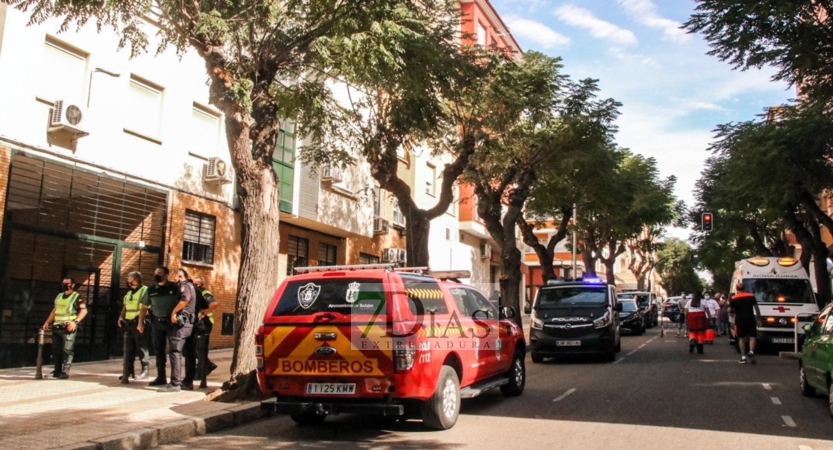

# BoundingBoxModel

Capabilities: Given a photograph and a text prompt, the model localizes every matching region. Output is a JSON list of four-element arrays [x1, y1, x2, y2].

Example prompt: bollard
[[35, 329, 44, 380]]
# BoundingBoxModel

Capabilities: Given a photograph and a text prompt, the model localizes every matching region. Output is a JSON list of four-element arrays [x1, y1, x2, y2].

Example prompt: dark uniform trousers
[[184, 319, 212, 387], [122, 318, 150, 377], [169, 323, 193, 386], [151, 317, 172, 380], [52, 326, 76, 374]]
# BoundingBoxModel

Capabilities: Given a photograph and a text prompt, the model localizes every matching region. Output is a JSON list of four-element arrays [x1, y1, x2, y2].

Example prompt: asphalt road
[[161, 320, 833, 450]]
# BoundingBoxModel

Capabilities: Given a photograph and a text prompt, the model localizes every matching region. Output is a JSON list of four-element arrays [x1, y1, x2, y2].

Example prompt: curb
[[52, 401, 267, 450], [779, 351, 801, 360]]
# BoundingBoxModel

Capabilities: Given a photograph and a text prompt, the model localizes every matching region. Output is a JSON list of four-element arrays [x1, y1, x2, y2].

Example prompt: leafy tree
[[684, 0, 833, 106], [12, 0, 459, 397], [698, 105, 833, 305], [465, 52, 619, 321], [656, 238, 704, 296]]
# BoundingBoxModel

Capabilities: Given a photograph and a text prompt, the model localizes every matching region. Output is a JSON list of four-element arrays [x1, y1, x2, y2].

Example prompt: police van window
[[744, 279, 815, 304], [271, 279, 386, 316], [537, 286, 607, 308], [401, 276, 448, 315]]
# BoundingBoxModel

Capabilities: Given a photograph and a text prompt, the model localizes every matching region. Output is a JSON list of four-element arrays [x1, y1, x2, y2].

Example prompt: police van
[[730, 257, 820, 348]]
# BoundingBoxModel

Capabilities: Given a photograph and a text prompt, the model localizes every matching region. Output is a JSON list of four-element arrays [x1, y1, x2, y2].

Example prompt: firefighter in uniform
[[118, 271, 150, 383], [41, 277, 87, 379], [191, 276, 219, 388], [138, 266, 179, 386], [155, 268, 198, 392]]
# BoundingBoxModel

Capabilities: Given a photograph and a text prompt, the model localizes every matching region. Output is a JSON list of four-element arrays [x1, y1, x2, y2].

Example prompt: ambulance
[[730, 257, 820, 348], [255, 264, 526, 429]]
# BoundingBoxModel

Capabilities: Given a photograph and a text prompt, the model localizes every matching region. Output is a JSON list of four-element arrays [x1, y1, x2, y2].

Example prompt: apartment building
[[0, 5, 240, 368]]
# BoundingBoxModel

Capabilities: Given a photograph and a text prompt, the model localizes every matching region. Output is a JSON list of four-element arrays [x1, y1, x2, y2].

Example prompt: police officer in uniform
[[41, 277, 87, 379], [188, 276, 219, 389], [118, 271, 150, 383], [156, 268, 198, 392], [138, 266, 179, 386]]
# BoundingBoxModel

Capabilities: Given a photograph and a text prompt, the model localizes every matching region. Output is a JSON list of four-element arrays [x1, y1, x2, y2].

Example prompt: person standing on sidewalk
[[157, 268, 198, 392], [730, 280, 761, 364], [118, 271, 150, 383], [138, 266, 179, 386], [41, 277, 87, 379], [191, 276, 218, 388]]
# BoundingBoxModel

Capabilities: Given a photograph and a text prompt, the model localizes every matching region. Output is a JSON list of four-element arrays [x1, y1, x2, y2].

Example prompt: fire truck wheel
[[421, 365, 460, 430], [500, 349, 525, 397], [290, 413, 327, 426]]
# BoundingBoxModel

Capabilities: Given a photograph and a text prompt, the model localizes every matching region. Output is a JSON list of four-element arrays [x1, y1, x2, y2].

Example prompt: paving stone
[[156, 419, 197, 445], [198, 409, 235, 433], [229, 402, 266, 426]]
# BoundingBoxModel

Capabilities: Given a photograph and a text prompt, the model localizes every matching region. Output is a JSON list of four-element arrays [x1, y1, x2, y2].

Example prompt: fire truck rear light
[[394, 342, 416, 372]]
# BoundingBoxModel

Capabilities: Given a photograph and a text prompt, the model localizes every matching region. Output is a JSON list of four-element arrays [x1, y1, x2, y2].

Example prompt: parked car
[[798, 303, 831, 416], [663, 297, 683, 323], [617, 299, 644, 335], [618, 291, 657, 328], [256, 265, 526, 430]]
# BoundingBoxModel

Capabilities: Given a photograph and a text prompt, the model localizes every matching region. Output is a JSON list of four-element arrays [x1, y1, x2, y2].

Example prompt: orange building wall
[[0, 147, 10, 242]]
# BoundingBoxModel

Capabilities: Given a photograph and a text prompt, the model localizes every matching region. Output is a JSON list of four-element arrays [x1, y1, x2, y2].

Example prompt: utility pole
[[571, 203, 577, 279]]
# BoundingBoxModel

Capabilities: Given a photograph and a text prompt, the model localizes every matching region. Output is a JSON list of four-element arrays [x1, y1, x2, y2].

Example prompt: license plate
[[771, 338, 794, 344], [306, 383, 356, 395], [556, 340, 581, 346]]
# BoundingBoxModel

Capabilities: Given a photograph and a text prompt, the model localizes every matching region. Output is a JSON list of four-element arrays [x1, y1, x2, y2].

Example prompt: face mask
[[153, 275, 164, 283], [61, 283, 71, 291]]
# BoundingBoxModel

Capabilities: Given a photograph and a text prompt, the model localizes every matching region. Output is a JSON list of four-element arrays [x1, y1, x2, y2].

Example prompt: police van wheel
[[421, 365, 460, 430], [500, 350, 525, 397], [290, 413, 327, 426]]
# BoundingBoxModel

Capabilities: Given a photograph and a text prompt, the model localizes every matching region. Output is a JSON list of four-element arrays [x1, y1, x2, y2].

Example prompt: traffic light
[[702, 212, 713, 231]]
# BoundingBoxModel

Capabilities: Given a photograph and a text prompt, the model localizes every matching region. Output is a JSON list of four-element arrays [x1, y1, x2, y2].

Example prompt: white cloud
[[616, 0, 690, 43], [554, 5, 638, 45], [506, 16, 571, 49], [606, 46, 659, 67]]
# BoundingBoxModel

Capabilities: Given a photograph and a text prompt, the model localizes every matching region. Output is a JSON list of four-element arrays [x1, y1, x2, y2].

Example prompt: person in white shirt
[[685, 292, 712, 354], [704, 292, 720, 342]]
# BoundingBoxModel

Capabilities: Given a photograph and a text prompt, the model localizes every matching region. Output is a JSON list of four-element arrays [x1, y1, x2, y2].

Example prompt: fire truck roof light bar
[[292, 265, 471, 279]]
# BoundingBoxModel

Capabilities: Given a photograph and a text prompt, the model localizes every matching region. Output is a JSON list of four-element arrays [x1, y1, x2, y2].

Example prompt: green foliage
[[685, 0, 833, 106], [656, 238, 704, 295]]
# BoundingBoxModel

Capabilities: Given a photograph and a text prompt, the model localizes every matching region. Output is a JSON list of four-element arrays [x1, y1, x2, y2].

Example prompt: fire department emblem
[[298, 283, 321, 309], [345, 281, 361, 304]]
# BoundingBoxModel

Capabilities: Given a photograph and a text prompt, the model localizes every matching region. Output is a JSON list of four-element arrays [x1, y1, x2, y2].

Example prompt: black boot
[[697, 343, 704, 354], [689, 339, 695, 353]]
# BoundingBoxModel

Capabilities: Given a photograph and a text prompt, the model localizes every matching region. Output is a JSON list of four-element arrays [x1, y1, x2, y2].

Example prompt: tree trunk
[[406, 211, 431, 267], [582, 247, 596, 277], [499, 245, 523, 325]]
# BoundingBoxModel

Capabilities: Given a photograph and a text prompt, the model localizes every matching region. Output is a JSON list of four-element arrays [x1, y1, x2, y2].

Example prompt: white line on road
[[613, 357, 625, 364], [638, 344, 646, 349], [763, 383, 772, 390], [627, 350, 638, 356], [553, 388, 576, 402], [782, 416, 796, 427], [771, 397, 782, 405]]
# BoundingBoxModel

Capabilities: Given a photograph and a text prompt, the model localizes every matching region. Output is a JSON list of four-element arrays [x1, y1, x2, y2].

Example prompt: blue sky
[[491, 0, 794, 238]]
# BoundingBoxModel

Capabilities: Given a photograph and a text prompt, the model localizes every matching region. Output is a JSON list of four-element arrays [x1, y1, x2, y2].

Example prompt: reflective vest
[[54, 292, 80, 323], [200, 288, 215, 324], [123, 285, 148, 320]]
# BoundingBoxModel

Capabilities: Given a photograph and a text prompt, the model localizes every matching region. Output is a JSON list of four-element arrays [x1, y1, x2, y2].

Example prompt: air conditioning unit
[[480, 242, 492, 259], [203, 157, 233, 184], [373, 216, 390, 234], [381, 248, 397, 263], [49, 100, 88, 135], [321, 165, 343, 183], [396, 248, 407, 263]]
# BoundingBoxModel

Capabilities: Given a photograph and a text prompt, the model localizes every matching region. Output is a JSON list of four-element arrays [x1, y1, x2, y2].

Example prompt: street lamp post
[[571, 203, 577, 279]]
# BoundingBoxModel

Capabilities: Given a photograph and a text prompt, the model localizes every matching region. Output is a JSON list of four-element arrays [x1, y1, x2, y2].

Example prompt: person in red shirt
[[730, 280, 762, 364]]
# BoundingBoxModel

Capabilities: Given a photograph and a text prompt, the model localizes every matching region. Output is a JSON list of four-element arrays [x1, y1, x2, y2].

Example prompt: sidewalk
[[0, 348, 266, 450]]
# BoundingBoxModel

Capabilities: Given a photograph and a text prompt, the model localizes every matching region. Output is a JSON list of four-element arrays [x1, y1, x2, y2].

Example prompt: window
[[272, 119, 296, 213], [40, 37, 88, 103], [359, 253, 380, 264], [126, 75, 164, 141], [182, 210, 216, 264], [476, 22, 487, 46], [191, 104, 220, 157], [318, 243, 337, 267], [287, 235, 309, 275], [393, 199, 406, 228], [426, 163, 436, 196], [373, 186, 382, 217]]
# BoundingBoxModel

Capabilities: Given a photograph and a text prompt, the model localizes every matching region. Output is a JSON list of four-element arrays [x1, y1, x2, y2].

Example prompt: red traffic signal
[[702, 212, 713, 231]]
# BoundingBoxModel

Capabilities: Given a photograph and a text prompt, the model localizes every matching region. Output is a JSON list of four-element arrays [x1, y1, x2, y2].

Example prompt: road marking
[[762, 383, 772, 391], [638, 343, 646, 349], [627, 350, 638, 356], [771, 397, 781, 405], [613, 357, 625, 364], [782, 416, 796, 427], [553, 388, 576, 402], [798, 445, 813, 450]]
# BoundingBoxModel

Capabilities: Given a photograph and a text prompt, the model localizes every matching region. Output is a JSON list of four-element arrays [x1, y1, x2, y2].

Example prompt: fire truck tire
[[500, 349, 526, 397], [290, 413, 327, 426], [421, 365, 460, 430]]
